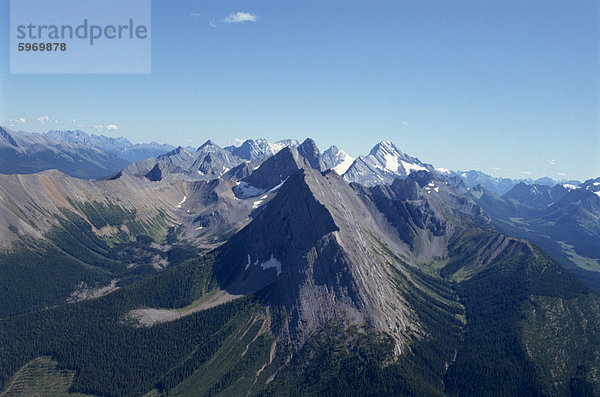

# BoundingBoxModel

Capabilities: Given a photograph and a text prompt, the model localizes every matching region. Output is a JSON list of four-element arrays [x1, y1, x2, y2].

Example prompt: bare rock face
[[124, 141, 243, 182], [224, 138, 299, 161], [297, 138, 326, 171], [238, 146, 312, 192], [215, 168, 414, 352], [352, 171, 490, 261]]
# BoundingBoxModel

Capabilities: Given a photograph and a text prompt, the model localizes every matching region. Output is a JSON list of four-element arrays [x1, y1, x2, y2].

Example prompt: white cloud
[[520, 170, 531, 175], [557, 172, 566, 177], [223, 12, 259, 23], [36, 116, 50, 124], [54, 120, 59, 124], [10, 117, 26, 123], [190, 12, 202, 17], [209, 20, 217, 28], [8, 124, 15, 127], [402, 121, 408, 125], [106, 124, 119, 131], [547, 159, 555, 165], [93, 125, 104, 131]]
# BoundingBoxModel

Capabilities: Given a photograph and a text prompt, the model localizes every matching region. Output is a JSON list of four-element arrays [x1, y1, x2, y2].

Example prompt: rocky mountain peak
[[369, 140, 402, 157], [322, 145, 355, 175], [197, 139, 219, 151], [217, 167, 413, 351], [297, 138, 326, 171]]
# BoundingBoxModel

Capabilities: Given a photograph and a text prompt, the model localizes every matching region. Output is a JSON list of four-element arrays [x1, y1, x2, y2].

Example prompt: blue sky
[[0, 0, 598, 181]]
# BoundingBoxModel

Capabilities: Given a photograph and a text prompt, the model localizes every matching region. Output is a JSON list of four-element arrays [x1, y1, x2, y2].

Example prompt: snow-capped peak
[[323, 145, 355, 175], [342, 141, 433, 186], [224, 138, 299, 161]]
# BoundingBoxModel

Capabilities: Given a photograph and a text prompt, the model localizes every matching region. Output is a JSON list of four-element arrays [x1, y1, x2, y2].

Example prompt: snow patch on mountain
[[342, 140, 434, 186], [401, 160, 427, 173], [323, 145, 355, 175], [260, 255, 282, 276], [235, 181, 264, 198]]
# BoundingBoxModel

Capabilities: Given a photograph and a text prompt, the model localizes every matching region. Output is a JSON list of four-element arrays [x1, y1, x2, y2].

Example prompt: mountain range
[[0, 127, 599, 396], [44, 129, 179, 162], [468, 178, 600, 292]]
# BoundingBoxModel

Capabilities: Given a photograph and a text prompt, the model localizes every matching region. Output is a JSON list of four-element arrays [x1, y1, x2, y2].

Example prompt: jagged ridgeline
[[0, 137, 598, 396]]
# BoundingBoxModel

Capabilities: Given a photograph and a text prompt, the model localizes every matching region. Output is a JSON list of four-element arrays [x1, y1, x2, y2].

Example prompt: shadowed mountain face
[[216, 168, 413, 351], [502, 182, 569, 208], [234, 146, 312, 194]]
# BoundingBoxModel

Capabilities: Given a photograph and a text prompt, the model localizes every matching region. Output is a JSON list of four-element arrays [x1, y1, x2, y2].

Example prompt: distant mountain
[[123, 140, 243, 182], [534, 176, 557, 186], [224, 138, 299, 161], [322, 145, 354, 175], [342, 140, 434, 186], [450, 169, 520, 196], [469, 179, 600, 292], [581, 177, 600, 196], [0, 126, 129, 179], [45, 129, 175, 162], [501, 182, 569, 209]]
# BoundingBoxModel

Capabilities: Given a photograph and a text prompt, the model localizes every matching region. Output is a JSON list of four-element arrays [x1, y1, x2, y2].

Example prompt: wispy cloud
[[93, 124, 118, 132], [209, 20, 217, 28], [402, 121, 409, 125], [9, 117, 26, 123], [547, 159, 555, 165], [190, 12, 202, 17], [519, 170, 531, 175], [36, 116, 50, 124], [557, 172, 566, 177], [224, 12, 259, 23]]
